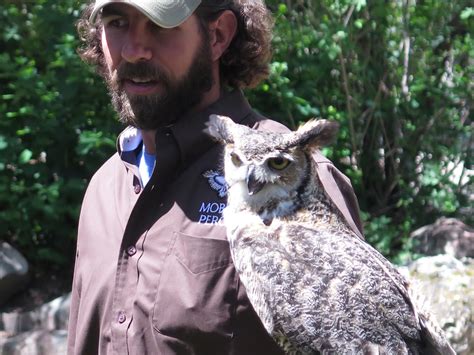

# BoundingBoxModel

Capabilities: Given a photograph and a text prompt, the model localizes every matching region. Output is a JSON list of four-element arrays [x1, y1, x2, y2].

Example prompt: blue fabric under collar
[[137, 143, 156, 186]]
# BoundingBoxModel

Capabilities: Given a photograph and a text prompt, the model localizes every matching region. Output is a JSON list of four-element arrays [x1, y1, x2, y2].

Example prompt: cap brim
[[90, 0, 201, 29]]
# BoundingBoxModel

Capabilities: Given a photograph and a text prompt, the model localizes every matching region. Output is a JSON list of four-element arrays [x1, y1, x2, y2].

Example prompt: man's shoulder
[[87, 153, 122, 187], [252, 117, 290, 134], [243, 112, 334, 164], [241, 110, 290, 134]]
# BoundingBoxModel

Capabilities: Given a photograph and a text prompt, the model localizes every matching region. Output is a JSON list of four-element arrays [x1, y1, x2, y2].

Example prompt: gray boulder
[[0, 243, 29, 306], [399, 255, 474, 355], [0, 293, 70, 334], [0, 330, 67, 355], [410, 217, 474, 258], [0, 293, 70, 355]]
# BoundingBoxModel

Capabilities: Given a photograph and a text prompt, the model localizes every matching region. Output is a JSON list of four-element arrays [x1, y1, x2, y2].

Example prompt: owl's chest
[[231, 220, 318, 274], [233, 219, 365, 289]]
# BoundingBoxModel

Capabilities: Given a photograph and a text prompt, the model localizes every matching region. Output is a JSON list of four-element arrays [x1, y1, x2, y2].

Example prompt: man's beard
[[104, 37, 214, 130]]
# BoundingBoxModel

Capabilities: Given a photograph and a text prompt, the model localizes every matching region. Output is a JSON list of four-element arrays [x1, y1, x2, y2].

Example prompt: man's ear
[[208, 10, 237, 61]]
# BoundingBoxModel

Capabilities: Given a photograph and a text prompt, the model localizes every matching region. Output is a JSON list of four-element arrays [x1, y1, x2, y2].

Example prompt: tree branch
[[343, 5, 355, 28], [338, 50, 357, 165], [401, 0, 411, 97]]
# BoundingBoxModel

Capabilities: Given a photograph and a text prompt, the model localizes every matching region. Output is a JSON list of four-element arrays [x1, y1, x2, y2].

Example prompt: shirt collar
[[116, 89, 253, 167], [118, 126, 143, 152], [169, 89, 252, 167]]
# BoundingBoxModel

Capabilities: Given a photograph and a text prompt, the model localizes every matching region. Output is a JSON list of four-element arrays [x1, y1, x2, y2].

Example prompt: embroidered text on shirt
[[198, 201, 226, 224]]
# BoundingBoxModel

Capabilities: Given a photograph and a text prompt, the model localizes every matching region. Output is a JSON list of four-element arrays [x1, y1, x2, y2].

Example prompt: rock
[[399, 255, 474, 355], [0, 330, 67, 355], [410, 217, 474, 258], [0, 293, 70, 355], [0, 293, 70, 334], [0, 243, 29, 306]]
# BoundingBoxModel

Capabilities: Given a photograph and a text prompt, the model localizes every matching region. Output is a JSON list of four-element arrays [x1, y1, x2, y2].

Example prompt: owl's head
[[207, 115, 339, 215]]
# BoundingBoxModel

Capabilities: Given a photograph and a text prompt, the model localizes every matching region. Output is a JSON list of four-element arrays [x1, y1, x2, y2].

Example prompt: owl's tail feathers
[[406, 276, 456, 355], [418, 312, 456, 355]]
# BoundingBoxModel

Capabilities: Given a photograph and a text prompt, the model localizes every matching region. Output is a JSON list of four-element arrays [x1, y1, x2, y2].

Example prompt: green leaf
[[6, 112, 19, 118], [16, 127, 31, 136], [333, 31, 347, 41], [0, 136, 7, 150], [460, 7, 473, 20], [19, 149, 33, 164], [327, 43, 341, 60], [353, 0, 367, 11], [278, 3, 288, 15], [354, 19, 364, 29]]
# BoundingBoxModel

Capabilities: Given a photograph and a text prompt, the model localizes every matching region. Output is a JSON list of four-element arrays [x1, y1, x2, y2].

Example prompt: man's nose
[[121, 25, 153, 63]]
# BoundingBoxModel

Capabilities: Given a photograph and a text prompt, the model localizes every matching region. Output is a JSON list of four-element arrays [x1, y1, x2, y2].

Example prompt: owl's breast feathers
[[228, 216, 454, 354]]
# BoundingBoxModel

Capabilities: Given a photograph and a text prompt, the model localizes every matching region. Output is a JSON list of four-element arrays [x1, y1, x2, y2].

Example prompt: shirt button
[[118, 312, 126, 324], [134, 184, 141, 194], [127, 246, 137, 257]]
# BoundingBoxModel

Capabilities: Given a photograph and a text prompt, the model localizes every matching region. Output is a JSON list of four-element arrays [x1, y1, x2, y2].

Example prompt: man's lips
[[122, 78, 160, 95]]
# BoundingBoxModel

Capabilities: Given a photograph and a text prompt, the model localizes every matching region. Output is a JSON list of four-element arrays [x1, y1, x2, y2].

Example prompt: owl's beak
[[246, 166, 264, 195]]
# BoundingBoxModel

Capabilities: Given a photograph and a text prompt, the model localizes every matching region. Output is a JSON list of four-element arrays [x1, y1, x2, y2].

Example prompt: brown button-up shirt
[[67, 90, 363, 355]]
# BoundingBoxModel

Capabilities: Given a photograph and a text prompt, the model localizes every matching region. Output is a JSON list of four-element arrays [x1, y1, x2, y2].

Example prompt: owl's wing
[[354, 235, 456, 354], [229, 220, 428, 353], [350, 232, 417, 311], [233, 245, 275, 334], [224, 209, 276, 333]]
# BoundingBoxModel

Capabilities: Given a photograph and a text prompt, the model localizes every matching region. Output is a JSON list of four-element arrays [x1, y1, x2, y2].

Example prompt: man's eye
[[102, 16, 128, 29]]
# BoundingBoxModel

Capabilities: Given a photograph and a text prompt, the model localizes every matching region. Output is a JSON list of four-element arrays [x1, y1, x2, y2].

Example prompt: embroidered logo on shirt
[[203, 170, 228, 198]]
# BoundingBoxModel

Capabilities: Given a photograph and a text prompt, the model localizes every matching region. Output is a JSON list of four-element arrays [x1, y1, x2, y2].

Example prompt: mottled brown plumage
[[208, 114, 455, 355]]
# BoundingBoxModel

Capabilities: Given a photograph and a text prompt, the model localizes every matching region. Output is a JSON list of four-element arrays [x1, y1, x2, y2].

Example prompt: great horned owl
[[207, 114, 455, 355]]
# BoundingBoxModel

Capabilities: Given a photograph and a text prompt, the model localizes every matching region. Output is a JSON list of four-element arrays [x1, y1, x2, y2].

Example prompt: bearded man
[[68, 1, 364, 354]]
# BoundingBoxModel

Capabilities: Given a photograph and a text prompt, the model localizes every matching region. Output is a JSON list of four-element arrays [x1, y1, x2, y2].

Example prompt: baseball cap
[[89, 0, 202, 29]]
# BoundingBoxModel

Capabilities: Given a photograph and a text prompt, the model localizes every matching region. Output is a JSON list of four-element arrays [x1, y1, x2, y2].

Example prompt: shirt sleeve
[[231, 278, 286, 354], [67, 249, 80, 354]]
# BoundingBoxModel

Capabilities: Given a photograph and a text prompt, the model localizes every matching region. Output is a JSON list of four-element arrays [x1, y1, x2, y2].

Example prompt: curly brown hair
[[76, 0, 274, 89]]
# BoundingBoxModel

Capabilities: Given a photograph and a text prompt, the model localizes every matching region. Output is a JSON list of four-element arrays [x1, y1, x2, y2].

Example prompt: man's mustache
[[109, 62, 168, 90]]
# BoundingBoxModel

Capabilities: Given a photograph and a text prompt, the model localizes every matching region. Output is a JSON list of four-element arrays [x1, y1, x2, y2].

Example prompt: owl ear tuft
[[207, 114, 235, 144], [289, 119, 339, 150]]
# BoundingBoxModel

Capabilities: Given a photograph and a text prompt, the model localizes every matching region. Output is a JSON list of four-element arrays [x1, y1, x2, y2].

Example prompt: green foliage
[[0, 0, 472, 273], [249, 0, 473, 258], [0, 1, 120, 272]]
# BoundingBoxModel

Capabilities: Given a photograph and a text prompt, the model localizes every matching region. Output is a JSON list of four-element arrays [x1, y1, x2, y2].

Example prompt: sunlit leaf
[[19, 149, 33, 164]]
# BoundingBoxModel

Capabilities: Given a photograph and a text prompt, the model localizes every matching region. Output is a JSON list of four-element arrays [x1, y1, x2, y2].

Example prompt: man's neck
[[142, 130, 157, 155], [141, 82, 222, 155]]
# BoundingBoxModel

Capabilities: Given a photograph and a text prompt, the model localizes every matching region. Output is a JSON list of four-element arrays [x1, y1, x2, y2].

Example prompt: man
[[68, 0, 364, 354]]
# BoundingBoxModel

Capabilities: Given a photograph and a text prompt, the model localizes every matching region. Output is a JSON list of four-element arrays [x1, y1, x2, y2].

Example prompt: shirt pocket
[[152, 232, 237, 351]]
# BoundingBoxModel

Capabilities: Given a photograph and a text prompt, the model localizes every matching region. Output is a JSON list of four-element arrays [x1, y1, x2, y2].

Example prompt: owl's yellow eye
[[230, 152, 243, 167], [267, 157, 291, 171]]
